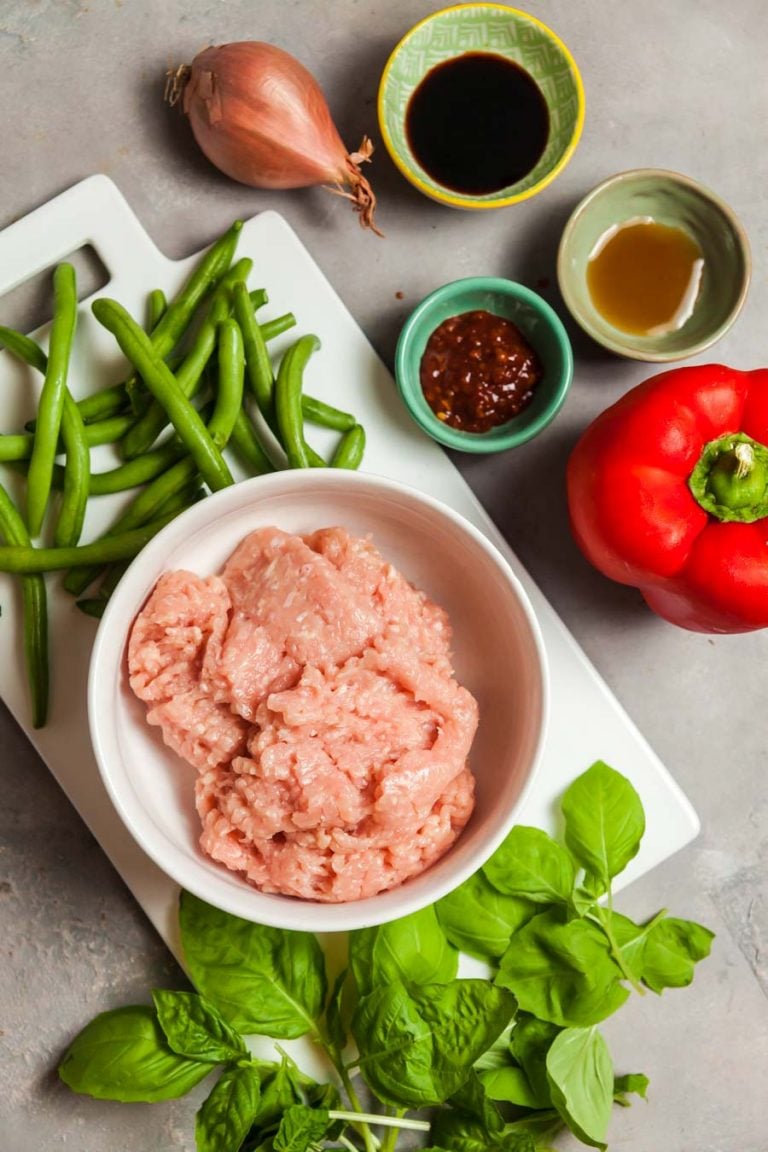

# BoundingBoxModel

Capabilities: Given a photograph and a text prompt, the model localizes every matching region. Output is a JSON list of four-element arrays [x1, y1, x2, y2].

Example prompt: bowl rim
[[395, 275, 574, 452], [87, 469, 550, 931], [377, 1, 586, 210], [556, 166, 753, 362]]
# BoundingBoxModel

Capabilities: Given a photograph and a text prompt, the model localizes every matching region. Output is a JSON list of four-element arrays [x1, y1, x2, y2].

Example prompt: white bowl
[[88, 471, 548, 932]]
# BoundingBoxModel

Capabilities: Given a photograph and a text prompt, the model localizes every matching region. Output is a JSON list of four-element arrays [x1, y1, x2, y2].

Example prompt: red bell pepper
[[567, 364, 768, 633]]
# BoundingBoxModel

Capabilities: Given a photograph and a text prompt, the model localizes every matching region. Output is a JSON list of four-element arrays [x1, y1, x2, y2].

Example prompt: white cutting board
[[0, 175, 698, 958]]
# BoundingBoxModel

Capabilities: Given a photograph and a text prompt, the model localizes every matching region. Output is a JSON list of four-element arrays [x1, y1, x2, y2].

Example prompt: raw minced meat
[[128, 526, 478, 902]]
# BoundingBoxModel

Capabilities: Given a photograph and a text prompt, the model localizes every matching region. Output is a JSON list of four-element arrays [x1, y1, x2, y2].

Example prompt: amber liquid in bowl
[[587, 219, 705, 336]]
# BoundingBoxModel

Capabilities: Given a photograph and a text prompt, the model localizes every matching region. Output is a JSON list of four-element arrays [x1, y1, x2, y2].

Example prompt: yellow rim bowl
[[377, 3, 585, 210]]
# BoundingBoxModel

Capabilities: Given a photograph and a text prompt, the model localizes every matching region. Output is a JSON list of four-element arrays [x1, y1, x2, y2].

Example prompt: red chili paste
[[420, 310, 542, 433]]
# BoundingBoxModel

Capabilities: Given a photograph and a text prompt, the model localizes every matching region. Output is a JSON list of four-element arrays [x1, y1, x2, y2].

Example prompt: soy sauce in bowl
[[406, 53, 549, 196]]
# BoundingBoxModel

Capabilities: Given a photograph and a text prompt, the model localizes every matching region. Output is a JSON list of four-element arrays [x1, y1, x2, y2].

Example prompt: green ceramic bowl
[[557, 169, 751, 361], [378, 3, 585, 209], [395, 277, 573, 453]]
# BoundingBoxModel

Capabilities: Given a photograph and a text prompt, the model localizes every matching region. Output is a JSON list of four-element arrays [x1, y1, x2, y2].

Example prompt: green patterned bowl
[[377, 3, 585, 209], [557, 169, 752, 361]]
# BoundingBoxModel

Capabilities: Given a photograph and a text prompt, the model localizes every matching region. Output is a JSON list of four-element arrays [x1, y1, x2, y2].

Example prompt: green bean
[[74, 597, 106, 620], [147, 288, 167, 330], [50, 441, 185, 498], [149, 221, 243, 359], [0, 325, 48, 374], [121, 258, 253, 460], [55, 392, 90, 547], [62, 452, 197, 596], [233, 280, 276, 424], [26, 383, 130, 430], [275, 335, 320, 469], [0, 511, 180, 573], [0, 482, 48, 727], [330, 423, 366, 470], [228, 408, 276, 475], [260, 312, 297, 343], [98, 560, 130, 599], [27, 263, 78, 536], [249, 288, 268, 311], [210, 320, 244, 448], [93, 299, 233, 492], [2, 412, 144, 464], [69, 478, 204, 600], [78, 384, 130, 424], [84, 413, 136, 446], [302, 394, 357, 432]]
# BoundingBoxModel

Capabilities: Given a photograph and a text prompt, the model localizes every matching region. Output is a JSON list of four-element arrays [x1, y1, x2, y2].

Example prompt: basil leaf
[[436, 871, 538, 960], [349, 905, 458, 998], [58, 1005, 213, 1102], [195, 1062, 262, 1152], [561, 762, 645, 892], [448, 1069, 506, 1134], [325, 968, 348, 1056], [496, 909, 629, 1027], [274, 1105, 330, 1152], [152, 989, 247, 1063], [478, 1063, 549, 1108], [483, 826, 575, 905], [614, 1072, 650, 1106], [511, 1012, 560, 1105], [608, 911, 656, 982], [352, 979, 516, 1107], [545, 1026, 613, 1149], [250, 1056, 303, 1130], [179, 891, 327, 1037], [642, 917, 714, 992], [430, 1111, 537, 1152]]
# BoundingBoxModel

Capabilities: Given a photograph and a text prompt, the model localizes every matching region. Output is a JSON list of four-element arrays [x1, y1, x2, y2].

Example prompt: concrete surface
[[1, 1, 767, 1149]]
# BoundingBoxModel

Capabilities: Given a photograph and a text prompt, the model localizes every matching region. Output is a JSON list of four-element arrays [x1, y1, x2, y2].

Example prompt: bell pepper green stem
[[688, 432, 768, 522]]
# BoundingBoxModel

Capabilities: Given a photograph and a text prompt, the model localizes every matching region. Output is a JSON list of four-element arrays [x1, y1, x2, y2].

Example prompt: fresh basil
[[152, 989, 247, 1063], [561, 761, 645, 893], [497, 909, 629, 1027], [349, 905, 458, 998], [58, 1005, 213, 1101], [511, 1012, 561, 1106], [483, 825, 575, 905], [352, 979, 516, 1107], [273, 1105, 331, 1152], [179, 891, 327, 1037], [546, 1026, 614, 1149], [195, 1062, 262, 1152], [614, 1072, 650, 1106], [324, 968, 348, 1056], [436, 870, 538, 960], [57, 762, 715, 1152], [641, 917, 714, 992], [478, 1062, 549, 1109], [250, 1056, 304, 1129]]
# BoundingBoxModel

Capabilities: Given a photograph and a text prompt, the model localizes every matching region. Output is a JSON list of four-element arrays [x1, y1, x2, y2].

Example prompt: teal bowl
[[395, 277, 573, 453]]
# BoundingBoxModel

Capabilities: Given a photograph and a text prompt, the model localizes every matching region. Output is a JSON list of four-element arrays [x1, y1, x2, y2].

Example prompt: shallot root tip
[[324, 138, 383, 236], [164, 63, 192, 107]]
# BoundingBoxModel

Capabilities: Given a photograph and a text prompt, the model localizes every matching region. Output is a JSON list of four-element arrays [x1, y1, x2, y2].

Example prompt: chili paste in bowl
[[396, 277, 573, 453]]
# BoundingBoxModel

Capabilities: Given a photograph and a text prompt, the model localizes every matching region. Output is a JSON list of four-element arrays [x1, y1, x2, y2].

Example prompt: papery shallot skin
[[128, 527, 478, 902], [184, 43, 346, 189]]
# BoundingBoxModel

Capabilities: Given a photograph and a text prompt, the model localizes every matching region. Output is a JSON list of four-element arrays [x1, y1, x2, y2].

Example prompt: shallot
[[167, 42, 380, 234]]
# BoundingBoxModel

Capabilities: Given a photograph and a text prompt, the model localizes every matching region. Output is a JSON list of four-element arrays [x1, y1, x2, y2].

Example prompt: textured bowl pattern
[[379, 3, 584, 206]]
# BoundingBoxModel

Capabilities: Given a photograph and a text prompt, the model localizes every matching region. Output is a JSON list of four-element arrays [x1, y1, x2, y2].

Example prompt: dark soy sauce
[[406, 53, 550, 195]]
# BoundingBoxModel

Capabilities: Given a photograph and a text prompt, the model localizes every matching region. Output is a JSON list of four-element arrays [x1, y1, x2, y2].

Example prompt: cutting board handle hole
[[0, 244, 109, 336]]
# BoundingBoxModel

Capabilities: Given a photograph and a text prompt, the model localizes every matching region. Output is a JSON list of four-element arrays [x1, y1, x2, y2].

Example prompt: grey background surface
[[1, 1, 767, 1149]]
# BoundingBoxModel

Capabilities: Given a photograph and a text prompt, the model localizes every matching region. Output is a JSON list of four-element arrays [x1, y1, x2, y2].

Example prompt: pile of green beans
[[0, 220, 367, 728]]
